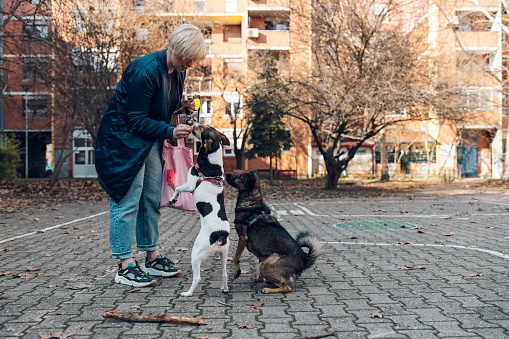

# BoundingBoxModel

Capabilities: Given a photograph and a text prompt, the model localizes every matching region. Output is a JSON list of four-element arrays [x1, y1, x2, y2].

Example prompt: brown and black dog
[[225, 170, 322, 293]]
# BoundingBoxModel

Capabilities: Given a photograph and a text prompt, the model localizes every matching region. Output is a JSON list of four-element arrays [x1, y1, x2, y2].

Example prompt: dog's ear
[[220, 133, 230, 146]]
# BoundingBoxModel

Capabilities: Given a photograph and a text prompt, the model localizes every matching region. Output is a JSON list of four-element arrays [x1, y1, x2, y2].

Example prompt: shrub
[[0, 134, 22, 183]]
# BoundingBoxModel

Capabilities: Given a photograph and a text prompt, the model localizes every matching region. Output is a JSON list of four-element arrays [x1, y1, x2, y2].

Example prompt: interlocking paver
[[2, 183, 509, 338]]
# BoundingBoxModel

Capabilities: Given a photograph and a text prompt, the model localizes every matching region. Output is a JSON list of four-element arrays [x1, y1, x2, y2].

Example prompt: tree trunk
[[503, 126, 509, 179], [380, 128, 390, 181], [269, 155, 273, 185]]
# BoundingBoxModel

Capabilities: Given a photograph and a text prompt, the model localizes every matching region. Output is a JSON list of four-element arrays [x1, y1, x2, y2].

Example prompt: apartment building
[[376, 0, 505, 178], [1, 1, 53, 178], [2, 0, 505, 180]]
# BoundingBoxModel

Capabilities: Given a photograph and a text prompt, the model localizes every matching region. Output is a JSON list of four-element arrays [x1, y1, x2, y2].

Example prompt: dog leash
[[194, 164, 224, 187]]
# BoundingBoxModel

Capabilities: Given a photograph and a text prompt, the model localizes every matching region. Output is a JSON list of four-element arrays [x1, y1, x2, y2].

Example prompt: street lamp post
[[21, 84, 30, 178]]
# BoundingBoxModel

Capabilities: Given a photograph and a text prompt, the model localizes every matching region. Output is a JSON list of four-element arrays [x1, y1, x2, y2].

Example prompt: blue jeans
[[109, 141, 162, 259]]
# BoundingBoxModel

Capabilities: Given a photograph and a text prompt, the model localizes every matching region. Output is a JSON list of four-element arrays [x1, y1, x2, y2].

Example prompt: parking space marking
[[0, 211, 109, 244], [323, 241, 509, 260]]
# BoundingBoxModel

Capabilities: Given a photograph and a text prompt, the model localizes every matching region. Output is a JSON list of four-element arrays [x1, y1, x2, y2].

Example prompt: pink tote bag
[[159, 117, 196, 211]]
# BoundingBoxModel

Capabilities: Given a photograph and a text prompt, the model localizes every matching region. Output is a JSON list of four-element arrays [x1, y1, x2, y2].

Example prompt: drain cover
[[335, 221, 417, 230]]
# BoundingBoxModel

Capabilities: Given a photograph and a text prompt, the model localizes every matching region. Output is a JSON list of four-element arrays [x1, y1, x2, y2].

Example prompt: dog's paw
[[234, 270, 241, 279], [169, 193, 179, 204], [221, 288, 229, 293], [180, 291, 192, 297], [261, 288, 269, 294], [256, 276, 265, 283]]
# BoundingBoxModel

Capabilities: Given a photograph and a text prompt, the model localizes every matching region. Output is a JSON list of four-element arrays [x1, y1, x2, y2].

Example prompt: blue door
[[457, 146, 478, 177]]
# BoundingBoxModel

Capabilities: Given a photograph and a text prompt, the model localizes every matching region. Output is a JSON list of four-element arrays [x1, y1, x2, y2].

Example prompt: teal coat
[[95, 49, 185, 203]]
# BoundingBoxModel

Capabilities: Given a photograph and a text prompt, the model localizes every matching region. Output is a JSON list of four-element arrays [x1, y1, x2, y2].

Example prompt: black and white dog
[[169, 124, 231, 297]]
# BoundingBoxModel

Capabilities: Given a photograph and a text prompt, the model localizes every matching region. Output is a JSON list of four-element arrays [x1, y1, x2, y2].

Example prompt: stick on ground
[[103, 312, 207, 325], [294, 331, 338, 339]]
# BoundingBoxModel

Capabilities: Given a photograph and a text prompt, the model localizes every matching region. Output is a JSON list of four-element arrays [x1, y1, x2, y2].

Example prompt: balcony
[[247, 30, 290, 50], [248, 0, 290, 10]]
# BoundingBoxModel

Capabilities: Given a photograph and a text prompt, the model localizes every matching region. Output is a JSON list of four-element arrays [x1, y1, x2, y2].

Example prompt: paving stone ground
[[1, 181, 509, 338]]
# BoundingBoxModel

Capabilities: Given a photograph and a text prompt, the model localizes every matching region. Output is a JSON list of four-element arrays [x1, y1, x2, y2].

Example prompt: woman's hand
[[173, 123, 193, 139]]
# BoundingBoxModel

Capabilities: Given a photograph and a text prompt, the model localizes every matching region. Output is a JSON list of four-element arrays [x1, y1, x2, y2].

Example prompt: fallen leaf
[[43, 253, 55, 257], [435, 240, 443, 243], [54, 312, 66, 315], [73, 236, 84, 239], [170, 259, 180, 265], [129, 289, 141, 293], [55, 216, 65, 219], [69, 284, 90, 290], [236, 323, 256, 329], [177, 248, 188, 252], [0, 272, 11, 276], [393, 241, 412, 245], [40, 329, 75, 339], [15, 272, 40, 279], [443, 232, 455, 236], [48, 285, 57, 288], [240, 270, 250, 274], [70, 252, 81, 255], [36, 230, 45, 233], [65, 276, 82, 282], [350, 236, 358, 239], [430, 223, 439, 226], [416, 229, 425, 234], [200, 268, 210, 272], [1, 248, 13, 252], [397, 265, 426, 270], [371, 312, 383, 318], [74, 227, 83, 230], [245, 301, 264, 308], [33, 218, 40, 222], [25, 267, 40, 271], [62, 231, 70, 234], [470, 273, 483, 277], [131, 305, 141, 309]]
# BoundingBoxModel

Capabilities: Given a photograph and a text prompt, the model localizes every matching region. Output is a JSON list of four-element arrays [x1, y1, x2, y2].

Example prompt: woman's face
[[169, 52, 194, 72]]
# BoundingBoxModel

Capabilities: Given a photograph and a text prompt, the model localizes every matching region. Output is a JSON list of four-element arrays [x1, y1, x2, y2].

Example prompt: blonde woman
[[96, 24, 206, 287]]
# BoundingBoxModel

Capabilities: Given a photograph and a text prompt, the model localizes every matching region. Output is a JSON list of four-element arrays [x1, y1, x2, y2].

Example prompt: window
[[223, 59, 242, 79], [459, 87, 493, 111], [75, 151, 86, 165], [195, 0, 206, 13], [135, 0, 144, 13], [224, 25, 241, 43], [23, 95, 48, 118], [22, 57, 47, 82], [73, 47, 117, 72], [23, 21, 48, 42], [263, 16, 290, 31], [199, 97, 213, 117], [137, 28, 149, 41]]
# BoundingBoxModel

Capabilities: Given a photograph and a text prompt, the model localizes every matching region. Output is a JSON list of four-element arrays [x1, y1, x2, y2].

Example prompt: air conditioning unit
[[247, 28, 259, 38]]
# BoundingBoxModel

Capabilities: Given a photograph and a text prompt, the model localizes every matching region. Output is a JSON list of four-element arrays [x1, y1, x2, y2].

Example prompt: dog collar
[[245, 211, 266, 224], [194, 164, 224, 187]]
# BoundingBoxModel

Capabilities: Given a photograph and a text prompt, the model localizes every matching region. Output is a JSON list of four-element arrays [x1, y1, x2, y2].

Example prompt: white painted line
[[0, 211, 109, 244], [322, 241, 509, 260], [290, 210, 305, 215], [275, 210, 288, 215], [294, 203, 326, 216]]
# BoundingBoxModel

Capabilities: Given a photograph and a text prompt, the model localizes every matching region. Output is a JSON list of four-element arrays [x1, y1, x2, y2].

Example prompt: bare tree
[[256, 0, 459, 189]]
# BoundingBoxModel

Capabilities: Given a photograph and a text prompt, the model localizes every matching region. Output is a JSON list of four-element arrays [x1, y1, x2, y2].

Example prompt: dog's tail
[[296, 231, 323, 270], [210, 230, 229, 246]]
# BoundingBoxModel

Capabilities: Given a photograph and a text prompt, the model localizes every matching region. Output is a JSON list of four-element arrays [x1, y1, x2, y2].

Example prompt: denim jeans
[[109, 141, 162, 259]]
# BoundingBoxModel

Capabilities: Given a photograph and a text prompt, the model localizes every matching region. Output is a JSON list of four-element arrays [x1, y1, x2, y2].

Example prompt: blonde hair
[[168, 24, 207, 61]]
